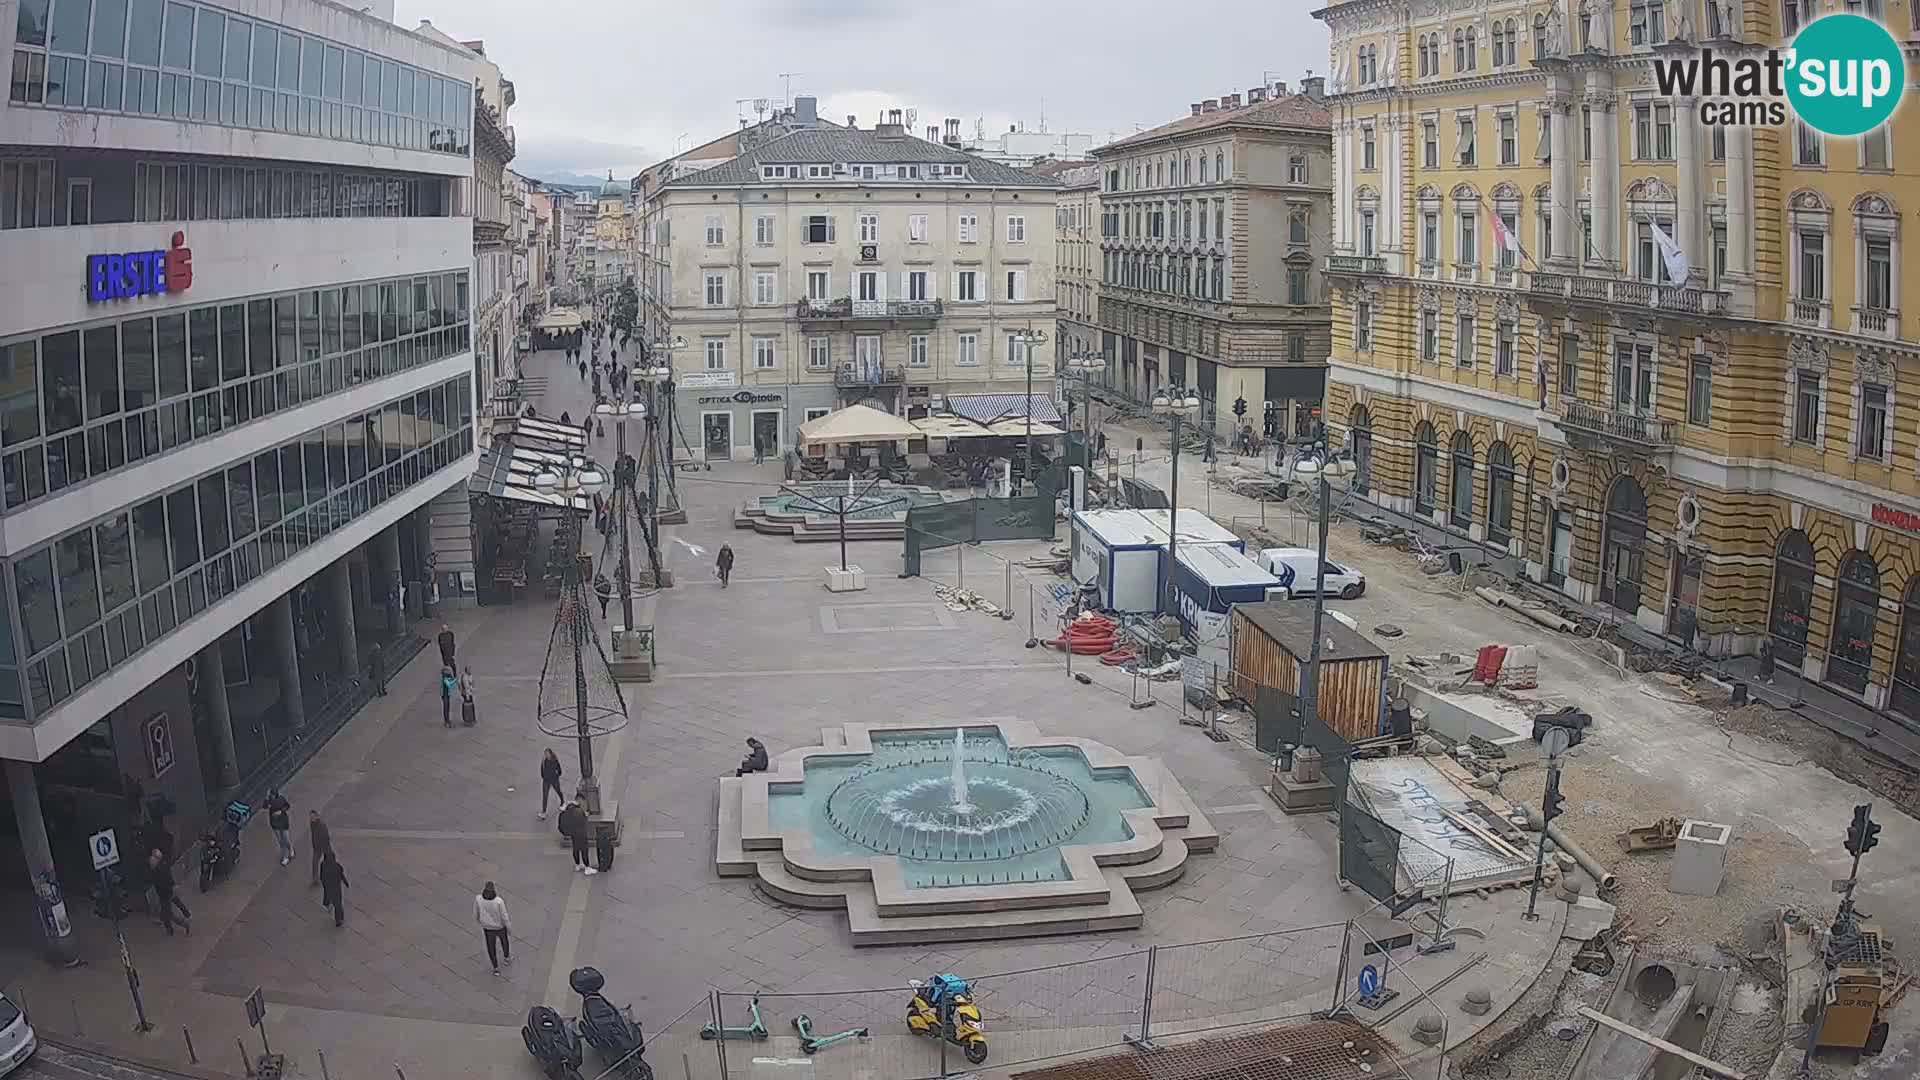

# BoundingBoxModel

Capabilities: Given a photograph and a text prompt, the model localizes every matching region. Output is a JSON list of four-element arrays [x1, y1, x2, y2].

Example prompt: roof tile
[[665, 128, 1060, 188], [1096, 94, 1330, 154]]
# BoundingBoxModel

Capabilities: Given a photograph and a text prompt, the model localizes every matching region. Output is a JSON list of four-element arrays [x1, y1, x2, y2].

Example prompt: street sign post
[[1357, 964, 1380, 997], [89, 829, 119, 870], [90, 831, 151, 1033], [245, 986, 271, 1057]]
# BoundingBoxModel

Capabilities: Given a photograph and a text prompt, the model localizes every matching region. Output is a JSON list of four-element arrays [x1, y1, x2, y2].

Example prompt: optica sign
[[1871, 502, 1920, 533], [86, 231, 194, 303]]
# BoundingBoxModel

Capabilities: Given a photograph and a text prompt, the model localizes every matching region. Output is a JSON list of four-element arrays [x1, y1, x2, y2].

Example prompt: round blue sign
[[94, 836, 112, 857], [1358, 964, 1381, 997]]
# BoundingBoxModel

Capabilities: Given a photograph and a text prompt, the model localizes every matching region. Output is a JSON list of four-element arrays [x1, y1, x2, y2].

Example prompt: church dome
[[598, 171, 625, 198]]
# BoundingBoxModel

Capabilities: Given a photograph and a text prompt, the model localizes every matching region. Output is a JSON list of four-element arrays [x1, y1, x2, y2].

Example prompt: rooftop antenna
[[734, 98, 754, 123], [753, 98, 770, 121], [1039, 97, 1047, 133], [777, 72, 804, 107]]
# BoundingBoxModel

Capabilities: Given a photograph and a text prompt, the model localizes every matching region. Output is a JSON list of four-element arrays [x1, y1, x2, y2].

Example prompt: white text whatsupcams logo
[[1650, 13, 1903, 137]]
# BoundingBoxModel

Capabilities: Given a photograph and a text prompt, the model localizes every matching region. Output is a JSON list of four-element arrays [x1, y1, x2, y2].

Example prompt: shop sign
[[679, 371, 738, 390], [698, 390, 783, 405], [87, 231, 193, 303], [1871, 502, 1920, 533]]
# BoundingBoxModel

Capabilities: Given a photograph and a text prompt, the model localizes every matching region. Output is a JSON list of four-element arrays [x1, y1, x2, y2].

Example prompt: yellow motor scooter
[[905, 974, 987, 1065]]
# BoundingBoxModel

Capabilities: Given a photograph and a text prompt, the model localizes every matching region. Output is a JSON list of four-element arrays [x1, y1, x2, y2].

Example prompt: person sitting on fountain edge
[[735, 737, 769, 777]]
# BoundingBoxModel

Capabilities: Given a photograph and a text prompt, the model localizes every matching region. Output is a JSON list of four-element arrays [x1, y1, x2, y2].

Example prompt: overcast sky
[[393, 0, 1330, 185]]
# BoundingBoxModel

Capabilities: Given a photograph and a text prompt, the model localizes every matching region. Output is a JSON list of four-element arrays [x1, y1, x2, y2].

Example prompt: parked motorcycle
[[197, 800, 251, 893], [521, 1005, 584, 1080], [569, 967, 653, 1079], [906, 973, 988, 1065]]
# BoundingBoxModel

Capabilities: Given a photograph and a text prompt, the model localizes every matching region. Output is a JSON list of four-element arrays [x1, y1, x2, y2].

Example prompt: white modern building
[[0, 0, 478, 916]]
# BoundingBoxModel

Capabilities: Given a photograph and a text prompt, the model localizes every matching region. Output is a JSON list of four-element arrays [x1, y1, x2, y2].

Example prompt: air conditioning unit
[[859, 244, 879, 262], [833, 163, 848, 174]]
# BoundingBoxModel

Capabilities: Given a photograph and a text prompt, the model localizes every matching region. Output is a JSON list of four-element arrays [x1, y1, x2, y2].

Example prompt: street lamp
[[1151, 389, 1201, 616], [595, 396, 644, 630], [1063, 353, 1105, 467], [1287, 430, 1355, 788], [1009, 327, 1049, 494], [533, 456, 614, 816]]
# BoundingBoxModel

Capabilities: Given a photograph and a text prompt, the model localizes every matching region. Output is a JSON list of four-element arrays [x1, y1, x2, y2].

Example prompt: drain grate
[[1010, 1019, 1412, 1080]]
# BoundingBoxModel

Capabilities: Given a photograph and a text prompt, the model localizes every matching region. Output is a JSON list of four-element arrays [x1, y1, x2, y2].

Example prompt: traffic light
[[1232, 396, 1247, 419], [1845, 803, 1882, 857], [1541, 771, 1567, 823]]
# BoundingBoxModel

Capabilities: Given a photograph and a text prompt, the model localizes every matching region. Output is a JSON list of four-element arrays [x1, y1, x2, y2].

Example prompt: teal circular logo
[[1786, 14, 1905, 137]]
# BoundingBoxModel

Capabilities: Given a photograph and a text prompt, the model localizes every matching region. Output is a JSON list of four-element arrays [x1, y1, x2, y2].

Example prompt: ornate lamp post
[[1287, 431, 1355, 778], [533, 456, 623, 817], [1009, 327, 1050, 494], [1151, 389, 1201, 615], [1063, 352, 1105, 466]]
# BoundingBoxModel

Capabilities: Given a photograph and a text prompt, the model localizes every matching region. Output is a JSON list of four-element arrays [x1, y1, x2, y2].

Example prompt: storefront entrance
[[751, 410, 781, 458], [1769, 529, 1815, 666], [1827, 551, 1882, 695], [1668, 549, 1702, 644], [1548, 508, 1573, 590], [1599, 477, 1647, 616], [703, 413, 732, 459], [1891, 578, 1920, 718]]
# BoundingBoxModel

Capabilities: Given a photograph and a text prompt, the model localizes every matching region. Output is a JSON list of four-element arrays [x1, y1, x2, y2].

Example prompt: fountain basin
[[717, 718, 1219, 944]]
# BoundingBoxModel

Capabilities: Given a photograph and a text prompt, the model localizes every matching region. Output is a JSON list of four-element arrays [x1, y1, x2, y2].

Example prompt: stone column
[[1727, 123, 1754, 277], [196, 640, 239, 790], [6, 759, 77, 966], [1382, 114, 1403, 272], [348, 554, 371, 631], [1547, 81, 1577, 268], [1673, 94, 1702, 283], [1588, 76, 1620, 269], [269, 593, 306, 732], [325, 559, 358, 685], [377, 525, 403, 639], [1331, 118, 1348, 251]]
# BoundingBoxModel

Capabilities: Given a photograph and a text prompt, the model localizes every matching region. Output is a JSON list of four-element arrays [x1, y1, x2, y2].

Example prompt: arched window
[[1486, 441, 1515, 544], [1892, 576, 1920, 717], [1466, 26, 1478, 70], [1533, 13, 1548, 58], [1770, 529, 1816, 665], [1415, 422, 1438, 515], [1505, 18, 1518, 63], [1454, 28, 1466, 71], [1829, 551, 1882, 693], [1211, 259, 1224, 299], [1491, 21, 1506, 66], [1600, 476, 1648, 615], [1418, 37, 1429, 76], [1199, 155, 1208, 184], [1449, 430, 1475, 527], [1184, 156, 1192, 185], [1215, 151, 1225, 181], [1349, 405, 1373, 495]]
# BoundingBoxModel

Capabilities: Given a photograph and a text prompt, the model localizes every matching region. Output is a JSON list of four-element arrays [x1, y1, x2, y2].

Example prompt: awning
[[468, 441, 600, 511], [912, 416, 1066, 439], [796, 404, 918, 445], [944, 393, 1063, 426], [536, 308, 585, 332]]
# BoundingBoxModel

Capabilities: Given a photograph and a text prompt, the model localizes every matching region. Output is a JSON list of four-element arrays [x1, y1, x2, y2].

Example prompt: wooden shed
[[1230, 600, 1388, 743]]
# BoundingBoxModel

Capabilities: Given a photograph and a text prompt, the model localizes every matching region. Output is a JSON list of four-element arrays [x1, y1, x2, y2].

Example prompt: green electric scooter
[[792, 1014, 868, 1054], [699, 995, 768, 1041]]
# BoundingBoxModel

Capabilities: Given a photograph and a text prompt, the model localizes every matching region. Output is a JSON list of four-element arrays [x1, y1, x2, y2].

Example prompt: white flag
[[1491, 213, 1524, 258], [1650, 220, 1690, 285]]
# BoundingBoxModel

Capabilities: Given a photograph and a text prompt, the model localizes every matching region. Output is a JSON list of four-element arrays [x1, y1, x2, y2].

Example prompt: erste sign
[[86, 231, 194, 304]]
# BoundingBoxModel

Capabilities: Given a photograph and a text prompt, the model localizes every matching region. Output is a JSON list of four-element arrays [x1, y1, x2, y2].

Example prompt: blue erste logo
[[1652, 13, 1904, 138], [1785, 14, 1903, 137]]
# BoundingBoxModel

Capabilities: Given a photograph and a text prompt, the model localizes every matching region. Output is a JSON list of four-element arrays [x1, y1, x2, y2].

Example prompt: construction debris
[[1618, 817, 1684, 854], [1575, 1007, 1748, 1079], [932, 584, 1006, 618]]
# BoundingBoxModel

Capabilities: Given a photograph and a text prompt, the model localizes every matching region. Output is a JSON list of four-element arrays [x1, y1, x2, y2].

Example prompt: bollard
[[238, 1039, 253, 1078], [957, 543, 965, 590], [319, 1050, 331, 1080], [183, 1026, 198, 1064], [395, 1066, 407, 1080]]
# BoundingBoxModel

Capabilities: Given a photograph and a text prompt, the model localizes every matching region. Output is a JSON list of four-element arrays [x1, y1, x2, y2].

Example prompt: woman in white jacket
[[475, 881, 511, 974]]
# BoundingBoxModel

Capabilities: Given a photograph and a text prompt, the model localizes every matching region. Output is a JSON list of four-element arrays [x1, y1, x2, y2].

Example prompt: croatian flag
[[1651, 220, 1690, 285], [1491, 213, 1525, 262]]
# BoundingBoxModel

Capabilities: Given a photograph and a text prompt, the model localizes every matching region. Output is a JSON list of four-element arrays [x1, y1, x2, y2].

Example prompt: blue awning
[[944, 393, 1063, 426]]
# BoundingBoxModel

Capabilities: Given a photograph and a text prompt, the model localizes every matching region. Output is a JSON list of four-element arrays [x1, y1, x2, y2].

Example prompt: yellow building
[[1315, 0, 1920, 715]]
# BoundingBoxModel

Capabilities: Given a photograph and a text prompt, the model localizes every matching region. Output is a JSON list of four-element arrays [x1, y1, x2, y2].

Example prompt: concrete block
[[1562, 894, 1616, 941], [1670, 819, 1731, 897], [824, 565, 867, 592]]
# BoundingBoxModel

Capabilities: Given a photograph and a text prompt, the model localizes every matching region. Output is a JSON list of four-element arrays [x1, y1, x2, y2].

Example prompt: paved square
[[818, 602, 956, 633]]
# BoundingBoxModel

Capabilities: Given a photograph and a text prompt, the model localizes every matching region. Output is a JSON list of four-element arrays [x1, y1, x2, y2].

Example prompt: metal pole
[[1166, 413, 1180, 616], [616, 412, 634, 629], [711, 991, 730, 1080], [1301, 465, 1332, 756], [838, 496, 849, 572], [1024, 341, 1034, 496], [1522, 758, 1560, 921], [957, 541, 965, 591], [569, 504, 598, 815]]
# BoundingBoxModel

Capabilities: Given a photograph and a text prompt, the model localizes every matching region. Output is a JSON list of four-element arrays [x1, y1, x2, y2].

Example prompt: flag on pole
[[1650, 220, 1690, 284], [1491, 212, 1526, 262]]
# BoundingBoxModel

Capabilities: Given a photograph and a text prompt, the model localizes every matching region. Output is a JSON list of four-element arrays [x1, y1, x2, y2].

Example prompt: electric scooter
[[699, 995, 768, 1041]]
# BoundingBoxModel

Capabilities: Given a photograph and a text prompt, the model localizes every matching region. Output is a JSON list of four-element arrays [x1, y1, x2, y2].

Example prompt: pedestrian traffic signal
[[1845, 803, 1882, 856], [1541, 771, 1567, 823], [1232, 396, 1247, 418]]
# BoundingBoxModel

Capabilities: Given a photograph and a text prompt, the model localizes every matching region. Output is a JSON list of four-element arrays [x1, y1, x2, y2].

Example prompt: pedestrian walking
[[752, 434, 765, 466], [318, 850, 349, 927], [538, 749, 564, 820], [594, 574, 614, 619], [308, 810, 333, 886], [440, 665, 457, 727], [148, 849, 190, 936], [1757, 636, 1776, 684], [476, 882, 513, 975], [265, 788, 293, 866], [437, 623, 458, 669], [558, 801, 596, 875], [716, 543, 734, 588], [368, 641, 387, 696], [460, 664, 477, 726]]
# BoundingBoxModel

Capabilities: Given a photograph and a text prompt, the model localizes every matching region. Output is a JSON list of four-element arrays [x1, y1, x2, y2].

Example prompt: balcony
[[1560, 400, 1676, 455], [796, 298, 944, 327], [1452, 262, 1480, 283], [1790, 297, 1830, 328], [1853, 305, 1901, 339], [834, 362, 907, 388], [1527, 271, 1730, 317], [1492, 266, 1518, 287], [1325, 254, 1386, 276]]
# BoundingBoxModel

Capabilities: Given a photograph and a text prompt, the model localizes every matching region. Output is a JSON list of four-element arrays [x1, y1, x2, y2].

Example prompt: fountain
[[718, 719, 1220, 943]]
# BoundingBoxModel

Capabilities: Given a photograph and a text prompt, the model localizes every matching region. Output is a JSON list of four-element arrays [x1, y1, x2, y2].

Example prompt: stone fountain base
[[714, 718, 1219, 945]]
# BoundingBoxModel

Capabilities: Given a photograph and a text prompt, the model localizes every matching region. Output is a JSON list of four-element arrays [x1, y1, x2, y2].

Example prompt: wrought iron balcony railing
[[1560, 399, 1676, 450]]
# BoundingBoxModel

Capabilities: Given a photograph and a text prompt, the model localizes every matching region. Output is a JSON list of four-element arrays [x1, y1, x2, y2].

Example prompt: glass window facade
[[0, 372, 474, 720], [10, 0, 471, 156], [0, 270, 469, 513]]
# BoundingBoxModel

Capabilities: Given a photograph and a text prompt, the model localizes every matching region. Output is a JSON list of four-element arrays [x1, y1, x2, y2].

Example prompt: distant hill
[[535, 174, 615, 192]]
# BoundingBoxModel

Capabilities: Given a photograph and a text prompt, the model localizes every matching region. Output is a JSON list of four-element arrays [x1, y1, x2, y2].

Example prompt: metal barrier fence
[[903, 493, 1057, 576]]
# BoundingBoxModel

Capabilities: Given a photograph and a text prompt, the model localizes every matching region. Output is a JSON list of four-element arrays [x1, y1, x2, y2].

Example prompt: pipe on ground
[[1519, 803, 1619, 891]]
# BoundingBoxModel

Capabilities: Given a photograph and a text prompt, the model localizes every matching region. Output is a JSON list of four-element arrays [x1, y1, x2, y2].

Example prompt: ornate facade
[[1317, 0, 1920, 714]]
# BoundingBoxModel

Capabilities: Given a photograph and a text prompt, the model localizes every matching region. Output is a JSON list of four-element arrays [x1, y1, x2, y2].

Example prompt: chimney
[[1301, 73, 1325, 100], [928, 125, 941, 142], [1273, 80, 1289, 97], [1224, 93, 1242, 109], [1248, 87, 1267, 104], [1191, 103, 1203, 116], [847, 114, 857, 128], [794, 95, 817, 125], [888, 108, 903, 125], [1201, 99, 1219, 112], [944, 117, 963, 146]]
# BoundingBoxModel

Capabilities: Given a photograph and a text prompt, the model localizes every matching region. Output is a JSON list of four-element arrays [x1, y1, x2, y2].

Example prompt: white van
[[0, 992, 36, 1077], [1256, 547, 1367, 599]]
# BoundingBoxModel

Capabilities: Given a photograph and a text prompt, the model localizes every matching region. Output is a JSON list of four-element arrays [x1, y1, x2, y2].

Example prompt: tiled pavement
[[4, 342, 1558, 1079]]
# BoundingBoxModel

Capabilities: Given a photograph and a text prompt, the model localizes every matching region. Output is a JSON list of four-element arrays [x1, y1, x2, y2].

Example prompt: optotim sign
[[86, 231, 194, 303]]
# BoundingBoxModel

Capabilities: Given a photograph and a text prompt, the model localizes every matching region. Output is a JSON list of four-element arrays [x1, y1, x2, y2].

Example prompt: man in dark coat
[[149, 848, 190, 936], [558, 802, 596, 876], [716, 544, 735, 588], [735, 737, 769, 777], [368, 642, 387, 696], [308, 810, 333, 886], [318, 851, 348, 927], [437, 624, 457, 669]]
